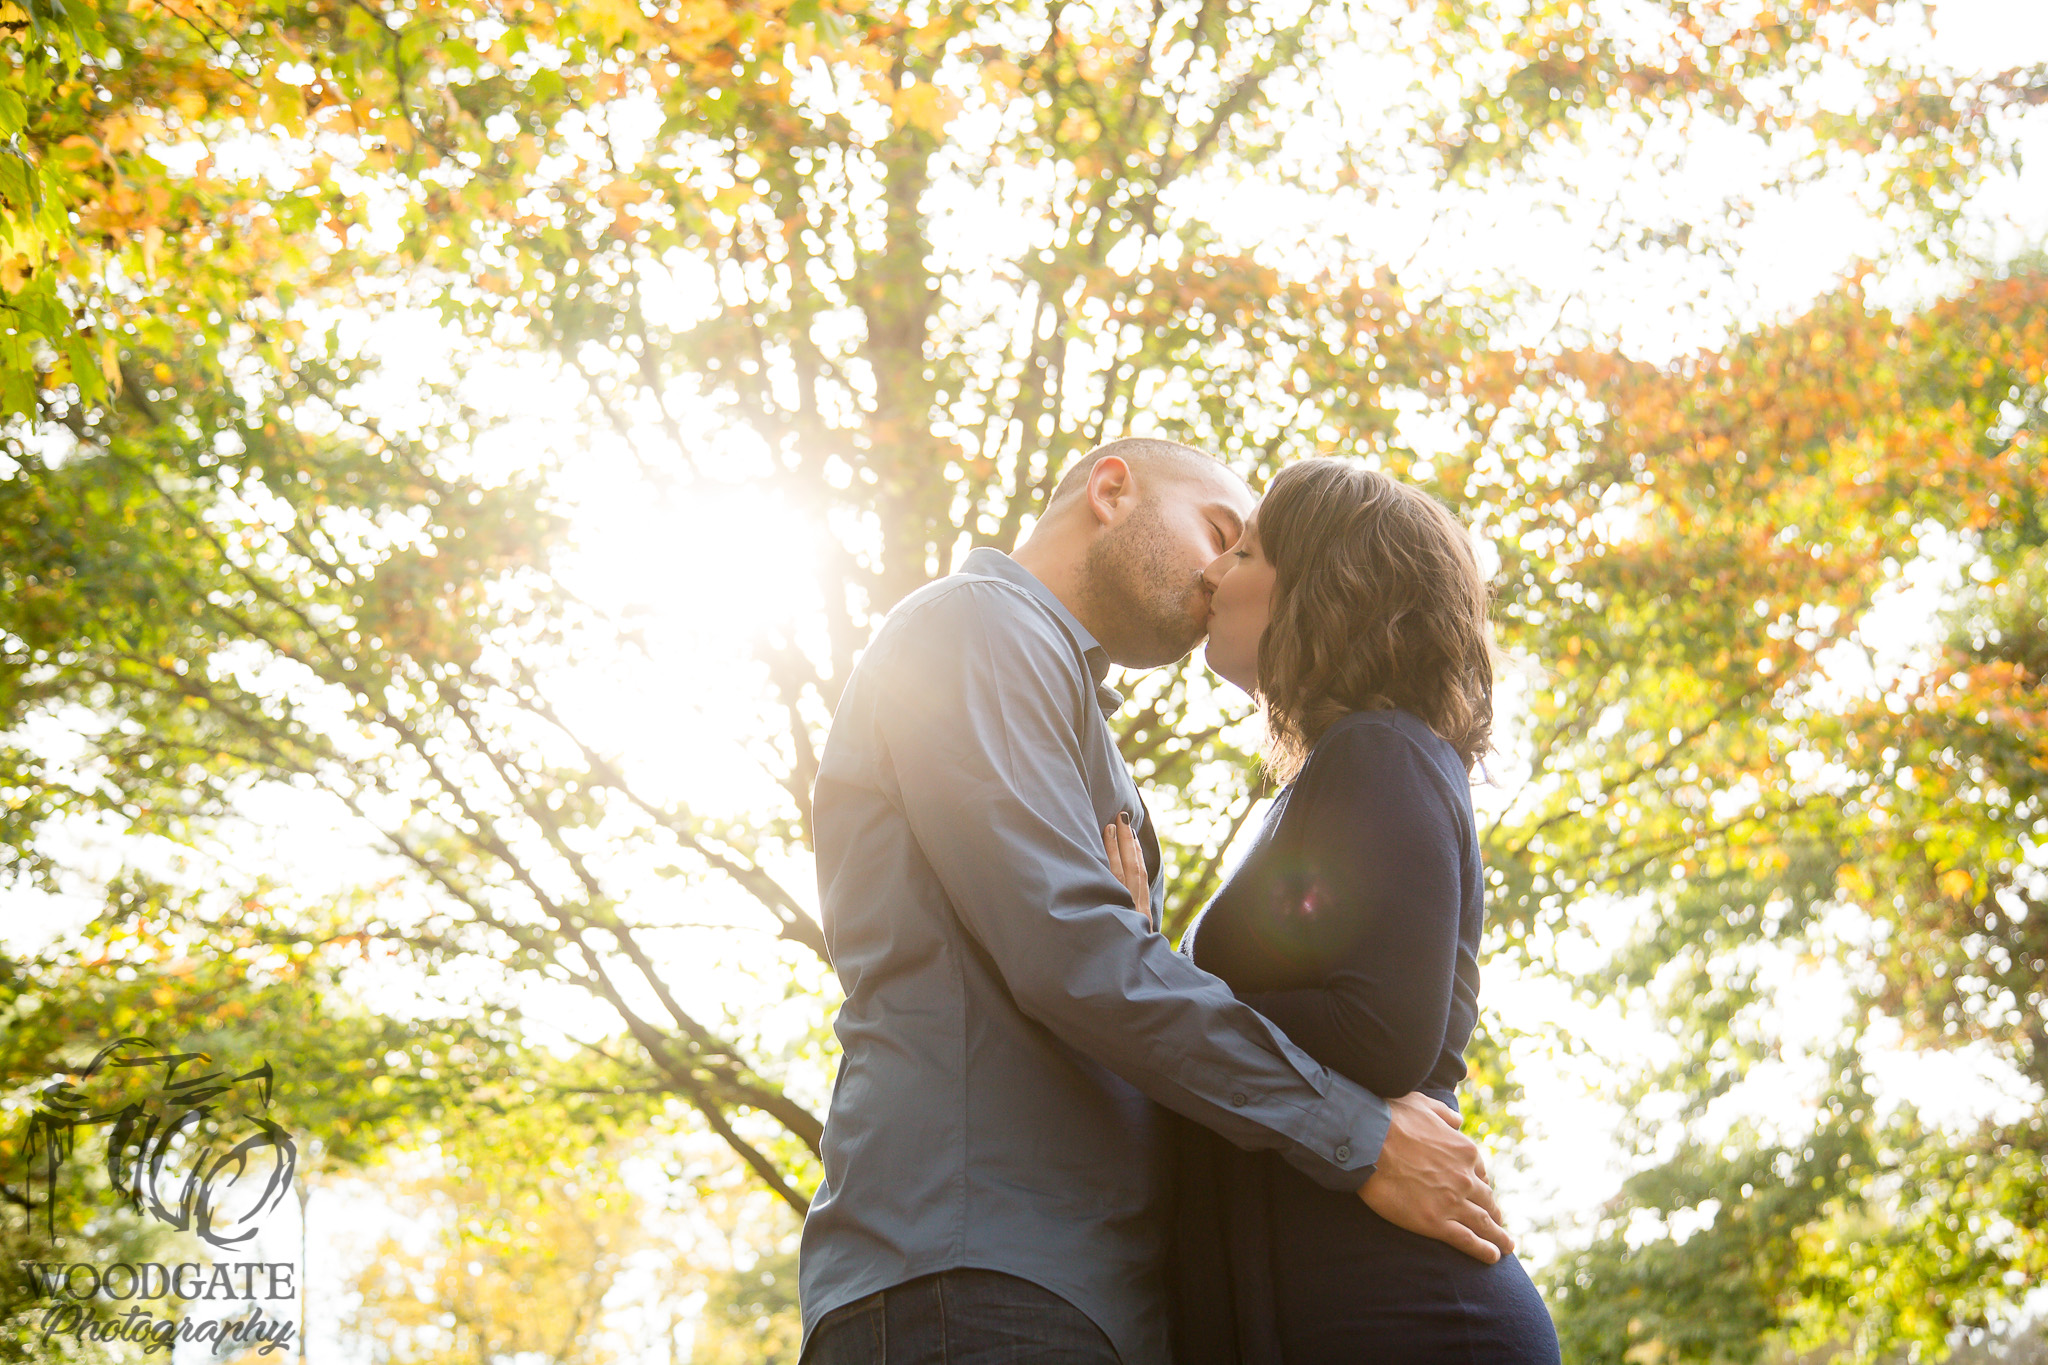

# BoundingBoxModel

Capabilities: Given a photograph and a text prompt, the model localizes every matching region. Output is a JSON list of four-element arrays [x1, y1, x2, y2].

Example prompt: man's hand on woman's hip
[[1357, 1092, 1515, 1264]]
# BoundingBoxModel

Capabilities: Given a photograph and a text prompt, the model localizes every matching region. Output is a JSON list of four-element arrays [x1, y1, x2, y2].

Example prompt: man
[[799, 438, 1511, 1364]]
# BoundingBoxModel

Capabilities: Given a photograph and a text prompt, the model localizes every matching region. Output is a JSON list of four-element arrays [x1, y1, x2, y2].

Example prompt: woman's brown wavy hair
[[1255, 458, 1497, 782]]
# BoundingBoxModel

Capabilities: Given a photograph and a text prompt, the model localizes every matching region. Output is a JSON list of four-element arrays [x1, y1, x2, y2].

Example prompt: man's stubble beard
[[1078, 498, 1209, 669]]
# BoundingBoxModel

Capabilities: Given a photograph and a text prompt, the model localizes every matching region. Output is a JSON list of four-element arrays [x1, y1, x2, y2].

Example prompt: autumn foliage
[[5, 0, 2046, 1359]]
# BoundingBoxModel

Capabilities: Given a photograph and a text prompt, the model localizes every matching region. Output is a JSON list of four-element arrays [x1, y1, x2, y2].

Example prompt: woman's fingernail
[[1118, 811, 1130, 826]]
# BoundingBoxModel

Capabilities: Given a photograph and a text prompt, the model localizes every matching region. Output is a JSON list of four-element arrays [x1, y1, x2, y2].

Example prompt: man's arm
[[868, 580, 1505, 1264]]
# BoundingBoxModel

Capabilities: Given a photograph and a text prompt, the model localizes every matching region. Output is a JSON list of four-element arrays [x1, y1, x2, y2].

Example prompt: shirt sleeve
[[1235, 720, 1468, 1099], [868, 581, 1392, 1189]]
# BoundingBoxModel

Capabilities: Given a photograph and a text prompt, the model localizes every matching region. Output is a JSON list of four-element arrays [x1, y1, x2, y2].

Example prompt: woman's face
[[1201, 517, 1277, 695]]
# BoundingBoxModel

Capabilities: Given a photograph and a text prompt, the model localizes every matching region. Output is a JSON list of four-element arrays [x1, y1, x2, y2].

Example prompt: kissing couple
[[795, 439, 1563, 1364]]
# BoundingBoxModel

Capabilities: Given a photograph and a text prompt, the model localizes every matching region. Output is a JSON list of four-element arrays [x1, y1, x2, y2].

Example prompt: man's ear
[[1084, 455, 1137, 527]]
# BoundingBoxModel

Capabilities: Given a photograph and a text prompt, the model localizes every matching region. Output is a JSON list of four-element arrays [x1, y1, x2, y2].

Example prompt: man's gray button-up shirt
[[797, 547, 1393, 1364]]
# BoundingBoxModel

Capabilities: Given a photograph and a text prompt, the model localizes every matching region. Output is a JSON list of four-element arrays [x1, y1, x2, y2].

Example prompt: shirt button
[[1230, 1092, 1247, 1108], [1335, 1144, 1353, 1162]]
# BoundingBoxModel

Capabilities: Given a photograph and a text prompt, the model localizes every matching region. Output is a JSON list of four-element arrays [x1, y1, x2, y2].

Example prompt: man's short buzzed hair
[[1043, 437, 1224, 513]]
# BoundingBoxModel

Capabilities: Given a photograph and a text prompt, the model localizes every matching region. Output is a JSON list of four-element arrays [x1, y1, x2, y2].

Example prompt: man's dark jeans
[[802, 1269, 1121, 1365]]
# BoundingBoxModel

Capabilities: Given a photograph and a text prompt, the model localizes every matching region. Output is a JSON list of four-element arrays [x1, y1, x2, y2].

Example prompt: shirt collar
[[961, 547, 1124, 716]]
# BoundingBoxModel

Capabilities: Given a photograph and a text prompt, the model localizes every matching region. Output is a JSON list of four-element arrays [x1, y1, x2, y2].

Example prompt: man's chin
[[1114, 627, 1206, 671], [1109, 646, 1190, 672]]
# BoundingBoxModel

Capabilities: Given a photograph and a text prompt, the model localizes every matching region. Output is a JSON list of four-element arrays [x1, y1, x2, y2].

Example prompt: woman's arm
[[1234, 719, 1468, 1099]]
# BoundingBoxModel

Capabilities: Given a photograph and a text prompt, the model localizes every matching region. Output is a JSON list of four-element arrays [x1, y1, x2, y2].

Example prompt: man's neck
[[1009, 536, 1094, 638]]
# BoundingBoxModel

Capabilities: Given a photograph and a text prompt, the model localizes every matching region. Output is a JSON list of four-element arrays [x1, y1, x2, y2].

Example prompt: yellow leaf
[[891, 82, 957, 135], [598, 177, 653, 209], [101, 112, 161, 154], [583, 0, 643, 46], [709, 184, 754, 214], [981, 60, 1022, 100]]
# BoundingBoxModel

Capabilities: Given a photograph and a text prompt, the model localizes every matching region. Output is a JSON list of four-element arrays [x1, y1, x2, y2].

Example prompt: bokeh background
[[3, 0, 2046, 1360]]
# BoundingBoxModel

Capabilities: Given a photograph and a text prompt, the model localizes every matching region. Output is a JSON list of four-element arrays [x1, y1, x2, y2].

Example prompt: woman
[[1102, 458, 1560, 1364]]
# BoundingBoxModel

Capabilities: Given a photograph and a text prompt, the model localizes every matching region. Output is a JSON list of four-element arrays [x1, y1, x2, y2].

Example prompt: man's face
[[1079, 466, 1255, 669]]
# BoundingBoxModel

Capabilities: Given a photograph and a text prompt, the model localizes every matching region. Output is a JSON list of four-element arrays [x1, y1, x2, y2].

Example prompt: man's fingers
[[1424, 1095, 1463, 1128], [1466, 1175, 1504, 1228], [1457, 1199, 1515, 1257], [1437, 1220, 1503, 1266]]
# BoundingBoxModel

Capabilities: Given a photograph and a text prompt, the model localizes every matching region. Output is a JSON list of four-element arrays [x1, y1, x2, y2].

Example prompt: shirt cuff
[[1278, 1077, 1391, 1192]]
